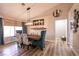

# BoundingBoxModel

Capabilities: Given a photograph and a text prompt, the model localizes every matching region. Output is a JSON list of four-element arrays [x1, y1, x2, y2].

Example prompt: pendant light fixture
[[21, 3, 32, 25], [25, 7, 33, 26]]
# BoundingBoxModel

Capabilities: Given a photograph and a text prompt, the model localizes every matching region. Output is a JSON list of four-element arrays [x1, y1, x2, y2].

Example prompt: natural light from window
[[4, 26, 22, 37]]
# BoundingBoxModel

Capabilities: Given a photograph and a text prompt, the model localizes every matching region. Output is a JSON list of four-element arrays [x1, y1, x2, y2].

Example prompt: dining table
[[27, 35, 41, 48], [27, 35, 41, 41]]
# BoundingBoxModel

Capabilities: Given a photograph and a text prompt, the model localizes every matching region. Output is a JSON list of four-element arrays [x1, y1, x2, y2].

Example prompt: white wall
[[27, 3, 72, 42], [68, 4, 79, 54], [55, 19, 67, 39], [3, 4, 72, 44], [27, 15, 55, 42]]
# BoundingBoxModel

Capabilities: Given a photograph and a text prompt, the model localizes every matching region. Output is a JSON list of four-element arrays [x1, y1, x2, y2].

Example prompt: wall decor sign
[[33, 19, 44, 26], [71, 9, 79, 33], [53, 9, 62, 17]]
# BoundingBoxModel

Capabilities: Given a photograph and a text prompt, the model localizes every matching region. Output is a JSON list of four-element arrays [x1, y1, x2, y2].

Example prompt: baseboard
[[45, 39, 54, 43], [4, 41, 16, 45], [71, 48, 79, 56]]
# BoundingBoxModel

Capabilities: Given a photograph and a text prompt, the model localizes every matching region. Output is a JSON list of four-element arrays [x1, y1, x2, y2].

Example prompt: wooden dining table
[[27, 35, 41, 41]]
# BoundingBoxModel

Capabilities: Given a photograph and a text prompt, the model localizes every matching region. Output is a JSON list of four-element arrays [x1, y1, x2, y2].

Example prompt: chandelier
[[21, 3, 32, 26], [25, 7, 33, 25]]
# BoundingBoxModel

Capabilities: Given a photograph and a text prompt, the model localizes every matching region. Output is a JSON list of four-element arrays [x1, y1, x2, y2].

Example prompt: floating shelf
[[31, 27, 46, 30]]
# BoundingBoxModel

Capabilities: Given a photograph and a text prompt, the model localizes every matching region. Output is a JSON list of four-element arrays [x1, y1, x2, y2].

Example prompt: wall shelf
[[31, 27, 46, 30], [33, 19, 44, 26]]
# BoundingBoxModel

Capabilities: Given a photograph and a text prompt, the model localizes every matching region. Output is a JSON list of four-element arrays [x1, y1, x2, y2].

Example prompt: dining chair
[[22, 33, 31, 49], [15, 33, 22, 47], [32, 30, 46, 50]]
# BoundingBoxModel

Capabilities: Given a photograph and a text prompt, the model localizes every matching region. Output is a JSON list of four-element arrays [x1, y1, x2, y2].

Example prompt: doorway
[[55, 19, 67, 44]]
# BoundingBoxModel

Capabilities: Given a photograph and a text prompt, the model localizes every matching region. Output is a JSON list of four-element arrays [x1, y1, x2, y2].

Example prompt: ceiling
[[0, 3, 73, 22]]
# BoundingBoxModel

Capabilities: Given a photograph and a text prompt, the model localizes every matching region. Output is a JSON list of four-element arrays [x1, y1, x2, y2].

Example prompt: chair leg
[[41, 48, 43, 51], [27, 45, 29, 50], [21, 43, 24, 48], [22, 44, 25, 48]]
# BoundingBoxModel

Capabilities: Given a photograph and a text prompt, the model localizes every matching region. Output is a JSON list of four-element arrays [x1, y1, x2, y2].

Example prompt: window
[[10, 26, 15, 36], [15, 26, 22, 35], [15, 26, 22, 30], [4, 26, 11, 37], [4, 26, 22, 37], [4, 26, 15, 37]]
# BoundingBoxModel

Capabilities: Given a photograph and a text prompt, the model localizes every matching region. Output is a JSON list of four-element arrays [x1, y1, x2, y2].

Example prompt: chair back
[[16, 33, 22, 44], [40, 30, 46, 40], [31, 30, 46, 49], [22, 33, 29, 45]]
